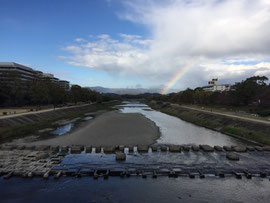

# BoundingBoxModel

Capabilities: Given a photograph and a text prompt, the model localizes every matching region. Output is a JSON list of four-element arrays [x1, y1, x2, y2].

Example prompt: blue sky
[[0, 0, 149, 88], [1, 0, 270, 91]]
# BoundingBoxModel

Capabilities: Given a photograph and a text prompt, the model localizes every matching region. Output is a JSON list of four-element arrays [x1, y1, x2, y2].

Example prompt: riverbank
[[22, 111, 160, 146], [148, 101, 270, 146], [0, 101, 120, 142]]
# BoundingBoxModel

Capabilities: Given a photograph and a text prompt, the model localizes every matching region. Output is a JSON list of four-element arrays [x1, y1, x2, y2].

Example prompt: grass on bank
[[221, 126, 270, 145], [149, 102, 270, 146], [0, 101, 120, 142]]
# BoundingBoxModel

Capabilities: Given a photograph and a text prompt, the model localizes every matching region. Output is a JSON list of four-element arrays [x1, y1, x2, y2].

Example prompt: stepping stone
[[127, 146, 134, 152], [95, 146, 101, 153], [183, 146, 190, 152], [200, 145, 214, 152], [223, 146, 233, 151], [192, 145, 200, 151], [16, 145, 25, 150], [233, 146, 247, 153], [25, 145, 36, 150], [71, 146, 83, 154], [151, 146, 158, 152], [137, 145, 149, 153], [85, 146, 92, 153], [103, 146, 115, 154], [50, 146, 59, 153], [36, 152, 49, 160], [214, 146, 223, 151], [169, 145, 181, 152], [115, 152, 126, 161], [160, 146, 167, 152], [246, 146, 255, 151], [35, 145, 50, 151], [255, 146, 263, 151], [226, 152, 240, 161], [262, 146, 270, 151], [118, 145, 125, 152], [61, 146, 69, 153]]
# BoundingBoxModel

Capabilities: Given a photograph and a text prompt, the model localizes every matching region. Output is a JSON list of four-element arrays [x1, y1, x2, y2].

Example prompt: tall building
[[0, 62, 70, 91], [0, 62, 38, 90]]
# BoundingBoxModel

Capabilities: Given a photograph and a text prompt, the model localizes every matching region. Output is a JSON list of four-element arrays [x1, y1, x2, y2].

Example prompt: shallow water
[[51, 123, 74, 136], [118, 102, 244, 146], [82, 116, 93, 121], [50, 116, 93, 135], [1, 177, 269, 203]]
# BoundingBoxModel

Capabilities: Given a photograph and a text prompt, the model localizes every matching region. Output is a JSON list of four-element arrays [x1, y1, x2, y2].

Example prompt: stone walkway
[[1, 144, 270, 179]]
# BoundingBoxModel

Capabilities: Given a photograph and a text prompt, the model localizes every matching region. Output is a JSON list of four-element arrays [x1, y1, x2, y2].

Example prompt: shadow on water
[[1, 176, 270, 202]]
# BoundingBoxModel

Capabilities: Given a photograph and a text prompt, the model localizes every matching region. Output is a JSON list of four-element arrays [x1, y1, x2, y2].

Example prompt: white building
[[202, 78, 231, 92]]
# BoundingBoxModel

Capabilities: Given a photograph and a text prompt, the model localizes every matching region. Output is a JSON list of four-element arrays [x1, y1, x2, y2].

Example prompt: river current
[[118, 102, 244, 146]]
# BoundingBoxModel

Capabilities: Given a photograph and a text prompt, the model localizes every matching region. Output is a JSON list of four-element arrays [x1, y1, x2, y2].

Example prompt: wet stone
[[35, 145, 50, 151], [151, 146, 158, 152], [2, 145, 14, 150], [115, 152, 126, 161], [160, 146, 167, 152], [169, 145, 181, 152], [200, 145, 214, 152], [192, 145, 200, 151], [50, 146, 59, 153], [16, 145, 25, 150], [35, 152, 49, 160], [214, 146, 223, 151], [95, 146, 101, 153], [226, 152, 240, 161], [71, 146, 83, 154], [85, 146, 92, 153], [25, 145, 35, 150], [255, 146, 263, 151], [246, 146, 255, 151], [118, 145, 125, 152], [61, 146, 69, 153], [183, 146, 190, 152], [103, 146, 115, 154], [262, 146, 270, 151], [233, 146, 247, 153], [127, 146, 134, 153], [137, 145, 149, 153], [223, 146, 233, 151]]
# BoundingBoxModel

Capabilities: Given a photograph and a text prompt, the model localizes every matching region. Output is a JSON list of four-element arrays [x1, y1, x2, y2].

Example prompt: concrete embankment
[[148, 102, 270, 146], [0, 102, 118, 140]]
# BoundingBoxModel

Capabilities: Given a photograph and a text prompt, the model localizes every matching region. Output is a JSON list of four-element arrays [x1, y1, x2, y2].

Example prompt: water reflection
[[119, 103, 244, 146], [51, 123, 74, 136]]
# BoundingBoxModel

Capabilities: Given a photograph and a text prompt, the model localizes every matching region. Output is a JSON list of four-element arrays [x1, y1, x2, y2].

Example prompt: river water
[[2, 102, 269, 202], [117, 102, 244, 146]]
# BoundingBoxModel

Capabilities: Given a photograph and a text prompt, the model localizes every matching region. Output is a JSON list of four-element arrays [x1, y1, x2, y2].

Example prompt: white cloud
[[61, 0, 270, 90]]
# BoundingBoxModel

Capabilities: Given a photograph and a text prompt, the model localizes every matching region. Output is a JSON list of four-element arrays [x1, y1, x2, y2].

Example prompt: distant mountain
[[88, 86, 166, 95]]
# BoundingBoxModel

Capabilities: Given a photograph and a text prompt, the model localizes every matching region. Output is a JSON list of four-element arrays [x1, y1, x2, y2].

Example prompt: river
[[118, 102, 244, 146], [1, 102, 269, 202]]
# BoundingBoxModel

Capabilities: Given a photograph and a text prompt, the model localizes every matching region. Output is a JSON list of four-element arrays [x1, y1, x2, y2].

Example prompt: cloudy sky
[[1, 0, 270, 93]]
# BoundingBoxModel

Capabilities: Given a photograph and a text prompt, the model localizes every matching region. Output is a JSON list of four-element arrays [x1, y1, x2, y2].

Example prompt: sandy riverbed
[[26, 111, 160, 146]]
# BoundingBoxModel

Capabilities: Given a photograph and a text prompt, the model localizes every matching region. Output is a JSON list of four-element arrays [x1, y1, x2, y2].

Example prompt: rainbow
[[160, 65, 190, 94]]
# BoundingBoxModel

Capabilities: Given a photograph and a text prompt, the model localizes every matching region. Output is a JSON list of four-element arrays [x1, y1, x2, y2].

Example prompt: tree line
[[151, 76, 270, 115], [0, 72, 113, 107]]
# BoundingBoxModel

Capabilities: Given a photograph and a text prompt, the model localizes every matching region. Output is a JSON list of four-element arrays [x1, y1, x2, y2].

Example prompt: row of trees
[[152, 76, 270, 108], [0, 73, 112, 107]]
